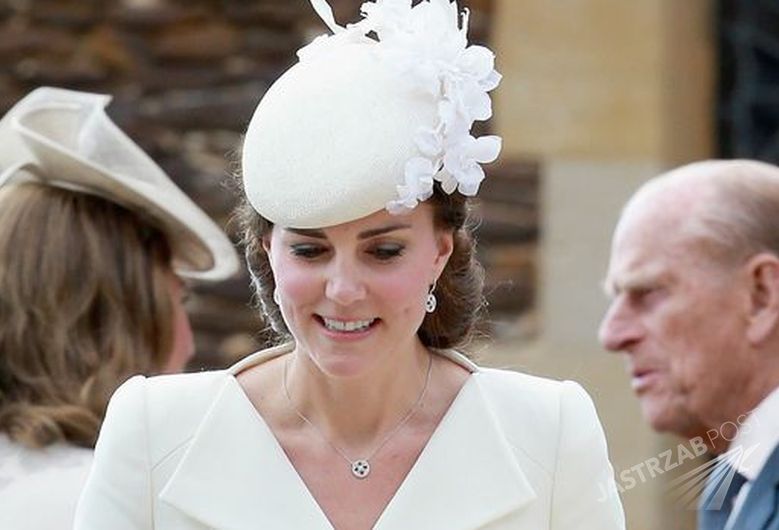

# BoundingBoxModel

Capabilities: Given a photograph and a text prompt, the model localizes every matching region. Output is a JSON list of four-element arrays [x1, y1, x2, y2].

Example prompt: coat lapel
[[374, 374, 537, 530], [158, 375, 333, 529], [159, 347, 536, 530], [731, 443, 779, 530]]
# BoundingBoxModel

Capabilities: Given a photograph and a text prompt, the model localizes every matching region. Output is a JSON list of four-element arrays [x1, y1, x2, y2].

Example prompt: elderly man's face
[[598, 199, 756, 443]]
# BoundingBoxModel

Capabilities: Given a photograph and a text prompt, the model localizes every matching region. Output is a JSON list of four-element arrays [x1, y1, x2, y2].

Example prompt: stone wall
[[0, 0, 537, 368]]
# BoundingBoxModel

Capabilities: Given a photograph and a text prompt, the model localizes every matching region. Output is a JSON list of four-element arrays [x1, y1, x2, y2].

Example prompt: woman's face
[[162, 274, 195, 373], [265, 204, 453, 377]]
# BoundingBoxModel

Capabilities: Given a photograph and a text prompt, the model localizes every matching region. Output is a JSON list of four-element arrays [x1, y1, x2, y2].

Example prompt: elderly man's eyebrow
[[284, 224, 412, 240], [603, 268, 672, 299]]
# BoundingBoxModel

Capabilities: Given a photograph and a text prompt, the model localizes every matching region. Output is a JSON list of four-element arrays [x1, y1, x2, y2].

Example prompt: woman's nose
[[324, 259, 367, 306]]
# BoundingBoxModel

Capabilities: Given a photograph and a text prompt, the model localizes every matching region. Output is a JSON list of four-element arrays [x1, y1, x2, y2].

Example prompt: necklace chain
[[282, 353, 433, 479]]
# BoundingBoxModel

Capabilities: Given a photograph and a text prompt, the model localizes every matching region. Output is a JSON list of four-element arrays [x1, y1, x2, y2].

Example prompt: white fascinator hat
[[0, 87, 239, 281], [242, 0, 502, 228]]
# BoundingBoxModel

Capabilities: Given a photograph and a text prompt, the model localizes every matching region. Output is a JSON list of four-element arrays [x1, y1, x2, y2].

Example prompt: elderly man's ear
[[745, 252, 779, 345]]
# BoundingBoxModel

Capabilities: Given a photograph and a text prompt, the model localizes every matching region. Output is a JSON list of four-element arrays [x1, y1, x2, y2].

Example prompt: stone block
[[109, 4, 209, 29], [243, 27, 301, 60], [28, 1, 101, 28], [0, 3, 12, 21], [222, 2, 304, 29], [152, 21, 240, 61], [0, 24, 76, 59], [134, 82, 267, 131], [82, 26, 143, 76], [139, 63, 236, 91], [13, 56, 107, 85]]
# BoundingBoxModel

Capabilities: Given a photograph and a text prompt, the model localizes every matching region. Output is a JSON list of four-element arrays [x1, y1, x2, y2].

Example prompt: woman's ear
[[433, 230, 455, 278], [745, 252, 779, 345], [261, 235, 272, 255]]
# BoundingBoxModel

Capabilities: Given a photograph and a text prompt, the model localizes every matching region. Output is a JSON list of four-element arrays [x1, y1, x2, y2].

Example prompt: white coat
[[75, 344, 625, 529]]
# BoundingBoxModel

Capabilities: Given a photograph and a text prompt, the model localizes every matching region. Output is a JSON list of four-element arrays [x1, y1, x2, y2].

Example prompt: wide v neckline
[[226, 344, 479, 529]]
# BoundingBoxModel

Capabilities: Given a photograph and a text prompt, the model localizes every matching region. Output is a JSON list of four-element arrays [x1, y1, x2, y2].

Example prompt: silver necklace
[[282, 353, 433, 479]]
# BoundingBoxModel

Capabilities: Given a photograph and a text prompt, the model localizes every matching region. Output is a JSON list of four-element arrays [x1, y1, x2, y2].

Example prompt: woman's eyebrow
[[358, 224, 411, 239], [285, 224, 412, 240], [285, 228, 327, 239]]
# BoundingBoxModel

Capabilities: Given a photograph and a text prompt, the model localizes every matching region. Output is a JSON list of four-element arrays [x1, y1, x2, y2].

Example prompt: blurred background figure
[[0, 87, 237, 530], [599, 160, 779, 530]]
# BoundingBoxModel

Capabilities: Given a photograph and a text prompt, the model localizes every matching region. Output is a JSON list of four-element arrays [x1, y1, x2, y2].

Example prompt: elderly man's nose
[[599, 301, 641, 352]]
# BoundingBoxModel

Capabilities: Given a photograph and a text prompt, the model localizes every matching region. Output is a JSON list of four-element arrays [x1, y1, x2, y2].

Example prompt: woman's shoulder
[[113, 368, 233, 418], [440, 350, 598, 425], [475, 364, 593, 411], [102, 369, 232, 459], [466, 365, 619, 518], [472, 367, 605, 457], [112, 368, 230, 411]]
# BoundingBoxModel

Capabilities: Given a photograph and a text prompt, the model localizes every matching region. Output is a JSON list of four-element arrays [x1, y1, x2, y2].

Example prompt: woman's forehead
[[277, 204, 434, 239]]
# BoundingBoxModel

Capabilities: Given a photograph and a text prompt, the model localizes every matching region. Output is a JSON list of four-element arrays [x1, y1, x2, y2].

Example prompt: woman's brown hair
[[234, 181, 486, 350], [0, 182, 175, 449]]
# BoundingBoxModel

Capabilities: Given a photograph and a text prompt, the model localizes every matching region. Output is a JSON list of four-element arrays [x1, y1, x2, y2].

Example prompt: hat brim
[[0, 89, 238, 281]]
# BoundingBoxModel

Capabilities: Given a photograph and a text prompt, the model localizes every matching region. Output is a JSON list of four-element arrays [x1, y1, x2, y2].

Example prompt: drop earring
[[425, 281, 437, 313]]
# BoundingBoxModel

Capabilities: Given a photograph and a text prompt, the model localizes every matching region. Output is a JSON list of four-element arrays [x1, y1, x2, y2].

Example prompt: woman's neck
[[285, 341, 433, 453]]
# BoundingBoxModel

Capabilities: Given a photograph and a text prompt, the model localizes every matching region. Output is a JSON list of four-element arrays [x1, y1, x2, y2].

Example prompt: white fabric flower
[[443, 135, 502, 196], [387, 157, 436, 213]]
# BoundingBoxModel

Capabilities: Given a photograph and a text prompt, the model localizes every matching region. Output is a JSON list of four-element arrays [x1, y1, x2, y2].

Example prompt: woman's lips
[[314, 315, 380, 341]]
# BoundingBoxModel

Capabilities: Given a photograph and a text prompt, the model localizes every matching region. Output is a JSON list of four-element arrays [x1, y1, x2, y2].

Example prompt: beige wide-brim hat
[[0, 87, 238, 281]]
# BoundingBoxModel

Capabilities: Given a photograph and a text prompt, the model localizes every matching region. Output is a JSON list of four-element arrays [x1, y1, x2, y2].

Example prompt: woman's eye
[[290, 244, 327, 259], [371, 245, 404, 260]]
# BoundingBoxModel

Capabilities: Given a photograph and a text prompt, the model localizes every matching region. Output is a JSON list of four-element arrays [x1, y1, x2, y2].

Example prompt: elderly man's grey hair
[[628, 159, 779, 266]]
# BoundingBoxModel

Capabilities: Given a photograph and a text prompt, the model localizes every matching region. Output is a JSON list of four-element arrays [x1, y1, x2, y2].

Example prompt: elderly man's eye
[[630, 286, 665, 305]]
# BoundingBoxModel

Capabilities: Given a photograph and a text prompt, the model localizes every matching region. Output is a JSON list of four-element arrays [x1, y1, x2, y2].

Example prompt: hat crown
[[243, 43, 437, 228], [242, 0, 502, 228]]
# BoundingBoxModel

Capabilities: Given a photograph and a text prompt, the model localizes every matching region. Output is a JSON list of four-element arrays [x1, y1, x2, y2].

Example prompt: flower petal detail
[[457, 164, 485, 196], [480, 70, 502, 92], [461, 84, 492, 121], [470, 135, 502, 164], [458, 45, 495, 79], [415, 128, 442, 158]]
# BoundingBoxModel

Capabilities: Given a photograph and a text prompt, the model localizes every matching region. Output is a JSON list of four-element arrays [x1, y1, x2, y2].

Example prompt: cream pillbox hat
[[242, 0, 502, 228], [0, 87, 238, 281]]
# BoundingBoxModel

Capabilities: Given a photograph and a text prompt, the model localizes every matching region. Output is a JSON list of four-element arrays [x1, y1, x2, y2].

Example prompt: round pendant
[[425, 293, 437, 313], [351, 459, 370, 479]]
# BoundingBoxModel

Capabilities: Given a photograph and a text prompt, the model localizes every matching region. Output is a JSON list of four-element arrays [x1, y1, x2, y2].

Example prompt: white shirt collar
[[725, 384, 779, 481]]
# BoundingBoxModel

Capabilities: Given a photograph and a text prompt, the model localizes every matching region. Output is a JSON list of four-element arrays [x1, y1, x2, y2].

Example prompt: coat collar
[[159, 345, 536, 529], [730, 442, 779, 530]]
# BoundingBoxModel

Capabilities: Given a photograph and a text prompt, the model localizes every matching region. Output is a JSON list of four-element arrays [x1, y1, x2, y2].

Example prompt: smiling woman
[[238, 183, 483, 352], [75, 1, 625, 529]]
